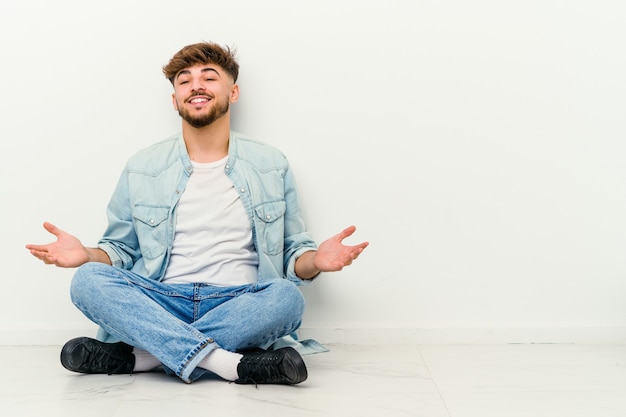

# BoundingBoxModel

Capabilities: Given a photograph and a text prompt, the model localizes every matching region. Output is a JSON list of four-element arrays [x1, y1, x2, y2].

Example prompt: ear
[[171, 93, 179, 111], [230, 84, 240, 103]]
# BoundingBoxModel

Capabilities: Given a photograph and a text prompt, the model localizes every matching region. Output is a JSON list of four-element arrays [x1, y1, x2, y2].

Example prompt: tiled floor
[[2, 343, 626, 416]]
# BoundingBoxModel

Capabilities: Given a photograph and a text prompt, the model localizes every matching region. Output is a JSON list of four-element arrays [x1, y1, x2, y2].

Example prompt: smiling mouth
[[188, 96, 211, 105]]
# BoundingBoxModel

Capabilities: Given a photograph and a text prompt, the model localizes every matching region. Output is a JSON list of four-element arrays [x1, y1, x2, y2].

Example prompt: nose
[[190, 77, 206, 92]]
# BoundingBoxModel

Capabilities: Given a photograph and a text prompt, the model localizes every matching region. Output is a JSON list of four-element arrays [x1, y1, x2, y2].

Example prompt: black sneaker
[[235, 346, 307, 385], [60, 337, 135, 375]]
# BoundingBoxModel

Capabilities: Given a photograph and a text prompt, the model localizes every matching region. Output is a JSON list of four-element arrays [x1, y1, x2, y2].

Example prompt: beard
[[177, 95, 230, 128]]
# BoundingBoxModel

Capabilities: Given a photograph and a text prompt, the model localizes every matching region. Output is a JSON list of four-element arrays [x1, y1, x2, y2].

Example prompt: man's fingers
[[26, 243, 52, 253], [336, 225, 357, 241], [43, 221, 61, 237], [30, 249, 57, 265], [28, 249, 47, 261], [27, 247, 45, 256]]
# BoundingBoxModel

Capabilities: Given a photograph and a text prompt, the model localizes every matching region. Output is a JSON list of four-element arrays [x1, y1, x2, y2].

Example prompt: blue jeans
[[70, 262, 305, 383]]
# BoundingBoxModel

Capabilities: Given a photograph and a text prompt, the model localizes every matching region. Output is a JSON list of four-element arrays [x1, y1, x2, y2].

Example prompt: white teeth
[[190, 97, 209, 104]]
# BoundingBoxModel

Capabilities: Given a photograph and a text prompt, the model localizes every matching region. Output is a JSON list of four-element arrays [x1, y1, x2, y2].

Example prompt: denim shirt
[[97, 131, 318, 286]]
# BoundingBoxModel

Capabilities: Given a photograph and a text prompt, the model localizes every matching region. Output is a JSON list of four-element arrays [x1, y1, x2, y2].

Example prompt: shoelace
[[239, 354, 285, 384], [83, 345, 132, 375]]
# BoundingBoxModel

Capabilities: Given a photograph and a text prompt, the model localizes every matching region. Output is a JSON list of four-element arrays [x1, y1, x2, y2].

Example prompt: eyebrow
[[175, 67, 221, 81]]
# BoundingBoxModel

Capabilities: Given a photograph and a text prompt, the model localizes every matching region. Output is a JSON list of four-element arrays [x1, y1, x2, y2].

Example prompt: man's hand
[[295, 226, 369, 279], [26, 222, 94, 268], [315, 225, 369, 272]]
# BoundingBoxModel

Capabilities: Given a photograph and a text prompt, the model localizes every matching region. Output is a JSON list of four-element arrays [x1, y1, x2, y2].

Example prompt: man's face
[[171, 64, 238, 128]]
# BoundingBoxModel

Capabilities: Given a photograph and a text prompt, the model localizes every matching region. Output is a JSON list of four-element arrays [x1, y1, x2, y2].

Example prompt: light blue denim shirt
[[97, 131, 318, 286]]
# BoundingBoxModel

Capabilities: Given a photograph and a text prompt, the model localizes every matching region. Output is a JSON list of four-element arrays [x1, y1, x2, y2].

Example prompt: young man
[[26, 42, 368, 385]]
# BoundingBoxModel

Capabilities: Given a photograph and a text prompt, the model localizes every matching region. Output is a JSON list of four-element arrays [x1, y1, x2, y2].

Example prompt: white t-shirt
[[163, 156, 259, 285]]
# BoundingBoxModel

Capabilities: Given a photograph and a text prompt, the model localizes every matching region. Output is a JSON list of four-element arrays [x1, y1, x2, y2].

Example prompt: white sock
[[132, 348, 162, 372], [198, 348, 243, 381]]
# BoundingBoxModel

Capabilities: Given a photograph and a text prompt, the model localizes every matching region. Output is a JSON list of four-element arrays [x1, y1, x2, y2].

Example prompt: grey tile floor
[[2, 343, 626, 416]]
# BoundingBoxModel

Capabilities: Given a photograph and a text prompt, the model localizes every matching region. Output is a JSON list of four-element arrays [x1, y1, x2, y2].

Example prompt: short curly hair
[[162, 42, 239, 84]]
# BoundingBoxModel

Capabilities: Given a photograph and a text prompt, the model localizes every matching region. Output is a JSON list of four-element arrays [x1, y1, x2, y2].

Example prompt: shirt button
[[266, 215, 271, 220], [149, 219, 155, 225], [240, 188, 245, 193]]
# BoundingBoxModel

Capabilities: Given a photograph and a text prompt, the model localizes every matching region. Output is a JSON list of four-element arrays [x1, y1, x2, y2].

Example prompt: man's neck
[[182, 116, 230, 163]]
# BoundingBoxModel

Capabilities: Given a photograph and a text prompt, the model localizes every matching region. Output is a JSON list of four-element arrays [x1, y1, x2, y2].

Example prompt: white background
[[2, 0, 625, 344]]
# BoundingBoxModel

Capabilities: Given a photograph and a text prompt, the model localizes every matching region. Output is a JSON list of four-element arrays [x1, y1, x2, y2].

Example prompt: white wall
[[2, 0, 625, 345]]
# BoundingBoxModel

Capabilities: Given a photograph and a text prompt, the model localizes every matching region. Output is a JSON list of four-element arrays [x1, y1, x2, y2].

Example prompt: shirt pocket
[[132, 205, 169, 259], [254, 200, 286, 256]]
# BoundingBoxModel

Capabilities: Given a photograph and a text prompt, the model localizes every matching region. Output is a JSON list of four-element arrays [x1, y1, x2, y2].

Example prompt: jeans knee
[[70, 262, 109, 305], [270, 279, 305, 316]]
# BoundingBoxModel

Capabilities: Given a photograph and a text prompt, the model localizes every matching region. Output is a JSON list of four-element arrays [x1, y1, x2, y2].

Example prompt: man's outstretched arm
[[26, 222, 111, 268], [295, 225, 369, 280]]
